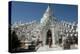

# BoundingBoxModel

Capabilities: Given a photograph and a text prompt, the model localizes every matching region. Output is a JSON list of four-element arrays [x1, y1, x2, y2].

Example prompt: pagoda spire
[[40, 4, 53, 24], [46, 4, 51, 12], [43, 4, 52, 17]]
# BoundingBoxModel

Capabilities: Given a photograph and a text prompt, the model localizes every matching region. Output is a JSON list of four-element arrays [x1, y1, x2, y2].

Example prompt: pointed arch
[[46, 29, 52, 45]]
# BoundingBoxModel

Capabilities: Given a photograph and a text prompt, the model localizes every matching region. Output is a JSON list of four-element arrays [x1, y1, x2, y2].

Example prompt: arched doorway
[[46, 29, 52, 45]]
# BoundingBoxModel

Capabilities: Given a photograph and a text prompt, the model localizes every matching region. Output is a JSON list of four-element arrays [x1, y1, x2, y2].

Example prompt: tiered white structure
[[11, 5, 78, 47]]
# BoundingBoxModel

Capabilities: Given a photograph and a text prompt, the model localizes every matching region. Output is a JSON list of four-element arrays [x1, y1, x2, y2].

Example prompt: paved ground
[[37, 44, 78, 52], [37, 45, 63, 52]]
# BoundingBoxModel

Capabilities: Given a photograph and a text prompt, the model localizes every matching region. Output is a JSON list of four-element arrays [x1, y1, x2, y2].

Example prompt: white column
[[41, 29, 46, 45], [43, 29, 47, 45], [51, 28, 56, 47]]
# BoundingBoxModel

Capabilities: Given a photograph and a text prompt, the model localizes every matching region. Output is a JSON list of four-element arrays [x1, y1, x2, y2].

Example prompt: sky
[[10, 1, 78, 24]]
